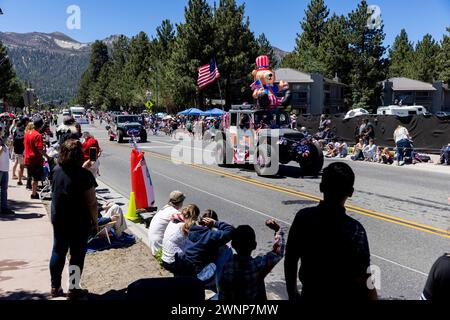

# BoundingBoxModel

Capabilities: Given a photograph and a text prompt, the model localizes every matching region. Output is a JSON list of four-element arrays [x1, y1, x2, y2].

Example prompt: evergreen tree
[[0, 41, 18, 103], [107, 35, 130, 108], [77, 41, 109, 106], [169, 0, 215, 107], [436, 27, 450, 84], [123, 32, 152, 109], [411, 34, 440, 83], [317, 14, 352, 83], [213, 0, 259, 107], [257, 33, 277, 68], [347, 0, 387, 110], [388, 29, 414, 78], [150, 20, 176, 112], [293, 0, 329, 72]]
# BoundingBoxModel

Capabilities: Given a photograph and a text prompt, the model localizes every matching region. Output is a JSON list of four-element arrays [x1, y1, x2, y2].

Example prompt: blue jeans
[[49, 224, 89, 289], [396, 139, 413, 162], [351, 150, 364, 161], [0, 171, 8, 212], [441, 147, 450, 164]]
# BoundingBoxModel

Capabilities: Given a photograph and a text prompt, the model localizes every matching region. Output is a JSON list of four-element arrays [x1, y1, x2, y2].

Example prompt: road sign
[[145, 100, 154, 112]]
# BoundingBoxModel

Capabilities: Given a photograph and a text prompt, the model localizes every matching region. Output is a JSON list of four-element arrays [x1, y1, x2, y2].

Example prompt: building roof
[[385, 77, 436, 91], [275, 68, 314, 84]]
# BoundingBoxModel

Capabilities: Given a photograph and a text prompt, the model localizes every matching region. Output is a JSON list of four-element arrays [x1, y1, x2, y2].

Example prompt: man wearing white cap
[[148, 191, 186, 256]]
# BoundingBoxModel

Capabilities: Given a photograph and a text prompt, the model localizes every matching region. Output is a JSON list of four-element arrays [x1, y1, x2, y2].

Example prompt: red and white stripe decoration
[[256, 55, 270, 70]]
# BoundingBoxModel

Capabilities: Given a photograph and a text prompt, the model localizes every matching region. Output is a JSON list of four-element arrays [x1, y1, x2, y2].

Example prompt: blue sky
[[0, 0, 449, 51]]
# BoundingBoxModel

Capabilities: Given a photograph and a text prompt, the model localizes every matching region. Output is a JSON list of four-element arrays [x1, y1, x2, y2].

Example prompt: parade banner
[[298, 115, 450, 153]]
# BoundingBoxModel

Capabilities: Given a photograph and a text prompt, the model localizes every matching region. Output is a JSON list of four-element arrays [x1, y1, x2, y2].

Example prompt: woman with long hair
[[161, 204, 200, 273], [49, 139, 99, 300]]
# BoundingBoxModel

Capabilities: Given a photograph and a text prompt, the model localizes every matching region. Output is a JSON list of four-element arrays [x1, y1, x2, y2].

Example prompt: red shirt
[[24, 130, 44, 166], [82, 137, 100, 161]]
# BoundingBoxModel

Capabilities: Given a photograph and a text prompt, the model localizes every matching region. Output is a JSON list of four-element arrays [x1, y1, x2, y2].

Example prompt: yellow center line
[[143, 149, 450, 239]]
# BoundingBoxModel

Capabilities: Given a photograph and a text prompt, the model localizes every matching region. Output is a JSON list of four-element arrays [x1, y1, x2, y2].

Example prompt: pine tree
[[436, 27, 450, 84], [257, 33, 277, 68], [213, 0, 259, 107], [347, 0, 387, 110], [77, 41, 109, 106], [0, 41, 19, 103], [169, 0, 215, 108], [411, 34, 440, 83], [123, 32, 152, 109], [317, 14, 352, 84], [388, 29, 414, 78], [107, 35, 130, 108], [293, 0, 329, 72]]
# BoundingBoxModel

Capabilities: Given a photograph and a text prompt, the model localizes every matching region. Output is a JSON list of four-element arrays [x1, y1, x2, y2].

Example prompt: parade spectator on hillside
[[219, 220, 285, 302], [148, 191, 186, 256], [0, 126, 14, 216], [422, 253, 450, 302], [285, 162, 378, 301], [351, 138, 365, 161], [363, 139, 377, 162], [162, 204, 200, 273], [50, 139, 98, 300], [394, 125, 413, 166], [24, 117, 48, 200]]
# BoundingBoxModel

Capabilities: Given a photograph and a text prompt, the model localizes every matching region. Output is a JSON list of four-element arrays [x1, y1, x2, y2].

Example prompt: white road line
[[153, 170, 429, 277], [371, 254, 428, 276], [153, 170, 291, 225]]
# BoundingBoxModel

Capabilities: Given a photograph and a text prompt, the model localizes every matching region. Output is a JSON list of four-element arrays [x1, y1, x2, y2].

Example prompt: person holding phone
[[81, 132, 102, 177]]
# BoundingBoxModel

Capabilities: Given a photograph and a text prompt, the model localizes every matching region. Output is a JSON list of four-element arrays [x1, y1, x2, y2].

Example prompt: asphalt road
[[83, 122, 450, 300]]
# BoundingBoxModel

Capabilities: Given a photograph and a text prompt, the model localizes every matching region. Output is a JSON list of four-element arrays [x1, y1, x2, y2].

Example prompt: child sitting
[[218, 220, 285, 302], [363, 139, 377, 162], [381, 148, 394, 165]]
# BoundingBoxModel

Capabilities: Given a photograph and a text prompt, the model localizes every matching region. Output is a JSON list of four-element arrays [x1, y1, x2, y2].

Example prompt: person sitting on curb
[[219, 219, 285, 302], [439, 144, 450, 166], [161, 204, 200, 273], [351, 138, 365, 161], [337, 139, 348, 158], [381, 148, 394, 165], [363, 139, 377, 162], [148, 191, 185, 256], [97, 202, 127, 238], [174, 210, 234, 286], [284, 162, 378, 301]]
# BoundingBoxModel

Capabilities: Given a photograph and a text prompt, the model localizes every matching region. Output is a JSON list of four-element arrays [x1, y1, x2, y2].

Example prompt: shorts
[[27, 164, 44, 182], [14, 154, 24, 165]]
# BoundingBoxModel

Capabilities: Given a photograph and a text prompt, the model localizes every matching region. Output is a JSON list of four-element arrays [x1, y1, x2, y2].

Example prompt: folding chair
[[88, 221, 117, 245]]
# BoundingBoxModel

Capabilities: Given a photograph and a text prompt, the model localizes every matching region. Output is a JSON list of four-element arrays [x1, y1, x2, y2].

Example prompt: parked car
[[377, 105, 427, 117], [435, 111, 450, 118]]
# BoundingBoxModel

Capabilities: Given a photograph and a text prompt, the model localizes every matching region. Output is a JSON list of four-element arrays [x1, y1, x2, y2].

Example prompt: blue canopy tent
[[203, 108, 225, 117], [177, 108, 206, 116]]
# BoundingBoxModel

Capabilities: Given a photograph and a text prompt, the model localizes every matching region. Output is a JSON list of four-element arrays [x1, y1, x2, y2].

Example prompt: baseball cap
[[169, 191, 186, 205]]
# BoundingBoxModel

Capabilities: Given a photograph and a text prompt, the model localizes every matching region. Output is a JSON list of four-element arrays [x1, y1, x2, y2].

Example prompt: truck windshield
[[254, 111, 290, 129], [118, 116, 141, 123]]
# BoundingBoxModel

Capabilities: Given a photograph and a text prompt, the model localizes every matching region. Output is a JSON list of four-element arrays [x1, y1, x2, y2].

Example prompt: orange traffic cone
[[125, 192, 140, 223]]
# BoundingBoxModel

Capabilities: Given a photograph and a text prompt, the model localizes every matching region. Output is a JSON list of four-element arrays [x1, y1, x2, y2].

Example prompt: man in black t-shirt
[[285, 162, 378, 301], [12, 118, 27, 186], [422, 254, 450, 301]]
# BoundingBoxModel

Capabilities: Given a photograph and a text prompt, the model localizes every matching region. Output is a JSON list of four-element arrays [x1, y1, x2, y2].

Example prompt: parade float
[[215, 55, 324, 176]]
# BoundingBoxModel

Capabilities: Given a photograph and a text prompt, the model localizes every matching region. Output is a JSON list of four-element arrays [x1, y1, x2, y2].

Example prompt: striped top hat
[[256, 55, 271, 71]]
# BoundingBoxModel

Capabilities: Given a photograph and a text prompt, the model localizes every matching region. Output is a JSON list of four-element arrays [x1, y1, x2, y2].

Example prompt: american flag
[[198, 59, 220, 89]]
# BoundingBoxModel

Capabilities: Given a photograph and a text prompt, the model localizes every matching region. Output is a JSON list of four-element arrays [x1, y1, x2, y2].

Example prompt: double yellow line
[[145, 150, 450, 239]]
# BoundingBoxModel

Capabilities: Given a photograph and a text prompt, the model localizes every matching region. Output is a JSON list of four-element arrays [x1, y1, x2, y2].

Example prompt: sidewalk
[[0, 164, 59, 300]]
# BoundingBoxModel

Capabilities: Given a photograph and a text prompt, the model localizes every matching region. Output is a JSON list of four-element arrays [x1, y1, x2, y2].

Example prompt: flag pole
[[217, 79, 224, 111]]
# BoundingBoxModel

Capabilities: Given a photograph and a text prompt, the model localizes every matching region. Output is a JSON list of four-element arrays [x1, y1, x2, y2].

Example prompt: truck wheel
[[109, 136, 114, 142], [254, 144, 279, 176], [299, 142, 324, 176], [140, 132, 148, 143], [215, 141, 227, 167]]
